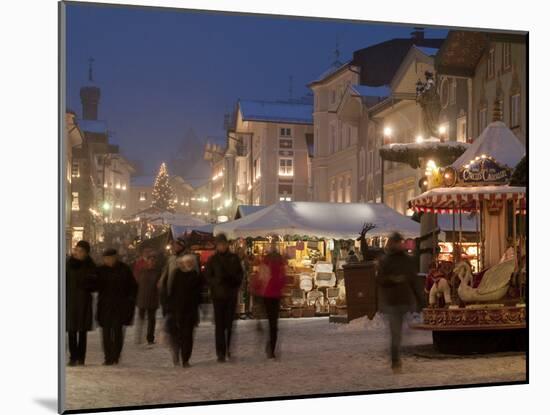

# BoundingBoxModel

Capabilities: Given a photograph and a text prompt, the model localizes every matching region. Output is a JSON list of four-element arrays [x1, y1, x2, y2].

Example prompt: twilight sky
[[66, 3, 447, 178]]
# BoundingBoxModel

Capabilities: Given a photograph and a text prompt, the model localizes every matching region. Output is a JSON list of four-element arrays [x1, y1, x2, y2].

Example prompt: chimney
[[411, 27, 425, 42]]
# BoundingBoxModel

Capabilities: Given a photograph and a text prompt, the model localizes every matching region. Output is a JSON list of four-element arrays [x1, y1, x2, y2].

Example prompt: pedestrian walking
[[96, 248, 138, 365], [158, 237, 192, 315], [135, 252, 161, 345], [66, 240, 96, 366], [161, 254, 204, 367], [377, 232, 421, 373], [251, 243, 287, 359], [205, 233, 243, 362]]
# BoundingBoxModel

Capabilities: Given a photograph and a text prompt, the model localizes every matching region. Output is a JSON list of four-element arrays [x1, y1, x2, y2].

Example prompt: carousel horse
[[454, 260, 516, 303]]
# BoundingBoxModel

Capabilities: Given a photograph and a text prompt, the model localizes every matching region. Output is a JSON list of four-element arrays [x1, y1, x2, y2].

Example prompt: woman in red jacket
[[253, 243, 287, 359]]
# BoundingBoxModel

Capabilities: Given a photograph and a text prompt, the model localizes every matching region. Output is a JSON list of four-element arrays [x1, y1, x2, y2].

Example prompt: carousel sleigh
[[454, 259, 515, 303]]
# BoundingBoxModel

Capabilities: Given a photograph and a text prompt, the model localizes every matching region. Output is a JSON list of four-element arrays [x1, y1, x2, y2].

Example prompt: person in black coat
[[66, 240, 96, 366], [205, 233, 243, 362], [377, 232, 420, 373], [135, 253, 162, 345], [96, 249, 138, 365], [161, 254, 204, 367]]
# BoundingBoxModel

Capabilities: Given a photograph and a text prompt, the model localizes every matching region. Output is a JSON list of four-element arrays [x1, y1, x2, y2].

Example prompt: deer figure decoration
[[357, 222, 376, 261]]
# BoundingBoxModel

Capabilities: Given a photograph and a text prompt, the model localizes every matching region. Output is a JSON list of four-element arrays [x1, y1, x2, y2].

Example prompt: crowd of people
[[66, 231, 422, 373]]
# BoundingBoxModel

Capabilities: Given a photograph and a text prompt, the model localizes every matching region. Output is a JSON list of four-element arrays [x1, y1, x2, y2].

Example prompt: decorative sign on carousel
[[456, 155, 512, 186], [426, 155, 513, 190]]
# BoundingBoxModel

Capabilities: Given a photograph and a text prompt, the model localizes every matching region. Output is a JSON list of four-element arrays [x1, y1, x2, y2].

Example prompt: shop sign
[[457, 156, 511, 186]]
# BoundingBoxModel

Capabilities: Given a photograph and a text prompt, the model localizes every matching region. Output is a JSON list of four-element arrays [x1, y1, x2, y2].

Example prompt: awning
[[214, 201, 420, 240], [409, 185, 526, 213]]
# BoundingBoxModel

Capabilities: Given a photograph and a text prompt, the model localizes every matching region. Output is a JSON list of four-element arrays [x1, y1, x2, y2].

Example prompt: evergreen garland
[[510, 155, 527, 186], [379, 142, 469, 169]]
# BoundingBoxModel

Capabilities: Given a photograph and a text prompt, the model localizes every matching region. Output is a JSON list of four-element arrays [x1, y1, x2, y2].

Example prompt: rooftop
[[239, 100, 313, 125]]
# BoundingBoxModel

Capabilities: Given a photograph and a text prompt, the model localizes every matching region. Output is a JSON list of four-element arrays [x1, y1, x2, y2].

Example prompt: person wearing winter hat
[[205, 233, 243, 362], [66, 240, 97, 366], [96, 248, 137, 365], [162, 254, 204, 367]]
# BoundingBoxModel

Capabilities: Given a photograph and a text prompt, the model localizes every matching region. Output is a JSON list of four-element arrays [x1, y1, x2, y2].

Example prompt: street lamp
[[415, 135, 424, 143], [102, 201, 111, 211], [383, 126, 392, 137]]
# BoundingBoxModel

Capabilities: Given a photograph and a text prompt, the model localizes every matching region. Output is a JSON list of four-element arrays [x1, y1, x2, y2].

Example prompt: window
[[439, 121, 450, 141], [487, 48, 495, 79], [478, 108, 488, 133], [314, 127, 319, 156], [510, 94, 521, 128], [343, 125, 351, 148], [337, 176, 344, 203], [71, 160, 80, 178], [278, 184, 292, 201], [344, 174, 352, 203], [359, 149, 366, 179], [278, 157, 293, 177], [502, 43, 512, 70], [280, 127, 292, 137], [450, 78, 456, 105], [368, 151, 374, 174], [330, 124, 337, 154], [330, 178, 336, 202], [139, 191, 147, 202], [330, 89, 336, 104], [254, 157, 261, 180], [71, 192, 79, 211], [457, 116, 467, 143], [280, 138, 293, 149]]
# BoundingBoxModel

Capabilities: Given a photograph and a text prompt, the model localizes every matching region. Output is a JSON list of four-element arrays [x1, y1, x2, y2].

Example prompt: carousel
[[409, 119, 526, 354]]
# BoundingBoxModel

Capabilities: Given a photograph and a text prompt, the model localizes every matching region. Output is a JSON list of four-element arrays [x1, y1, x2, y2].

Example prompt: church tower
[[79, 57, 101, 120]]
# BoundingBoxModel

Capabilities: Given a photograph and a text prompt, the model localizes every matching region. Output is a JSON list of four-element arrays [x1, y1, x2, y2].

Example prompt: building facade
[[435, 31, 527, 145], [203, 100, 314, 221], [309, 33, 445, 209]]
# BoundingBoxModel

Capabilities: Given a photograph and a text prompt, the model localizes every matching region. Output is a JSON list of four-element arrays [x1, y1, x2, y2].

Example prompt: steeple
[[79, 57, 101, 120]]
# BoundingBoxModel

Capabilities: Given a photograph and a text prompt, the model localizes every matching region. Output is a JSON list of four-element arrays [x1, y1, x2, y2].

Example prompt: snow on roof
[[130, 176, 154, 187], [310, 60, 350, 84], [414, 45, 440, 56], [235, 205, 266, 219], [239, 100, 313, 125], [350, 84, 391, 98], [215, 201, 420, 240], [78, 119, 108, 134], [452, 121, 526, 169]]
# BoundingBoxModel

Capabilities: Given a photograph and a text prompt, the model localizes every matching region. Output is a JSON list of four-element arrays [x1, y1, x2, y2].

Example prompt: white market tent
[[452, 121, 525, 169], [214, 201, 420, 240]]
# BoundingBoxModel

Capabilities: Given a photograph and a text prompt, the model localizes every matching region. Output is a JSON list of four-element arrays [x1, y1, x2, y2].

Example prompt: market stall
[[409, 120, 526, 354], [214, 201, 420, 318]]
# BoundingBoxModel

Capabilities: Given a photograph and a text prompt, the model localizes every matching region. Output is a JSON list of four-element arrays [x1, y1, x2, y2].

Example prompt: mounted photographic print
[[59, 1, 528, 413]]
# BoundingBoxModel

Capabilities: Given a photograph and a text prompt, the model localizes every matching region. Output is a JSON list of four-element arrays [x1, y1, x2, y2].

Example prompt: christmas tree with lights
[[151, 162, 176, 212]]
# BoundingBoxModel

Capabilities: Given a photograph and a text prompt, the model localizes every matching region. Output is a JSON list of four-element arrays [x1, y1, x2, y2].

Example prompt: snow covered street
[[65, 314, 526, 411]]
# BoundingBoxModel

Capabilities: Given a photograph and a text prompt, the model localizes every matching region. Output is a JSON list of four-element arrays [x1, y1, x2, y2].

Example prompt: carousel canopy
[[214, 201, 420, 240], [409, 185, 526, 213], [452, 121, 525, 169]]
